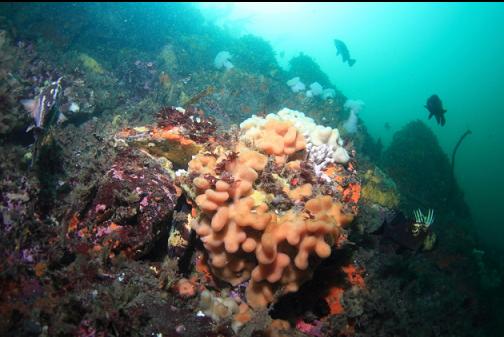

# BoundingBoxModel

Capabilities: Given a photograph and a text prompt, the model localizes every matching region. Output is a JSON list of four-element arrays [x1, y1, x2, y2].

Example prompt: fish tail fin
[[348, 59, 356, 67]]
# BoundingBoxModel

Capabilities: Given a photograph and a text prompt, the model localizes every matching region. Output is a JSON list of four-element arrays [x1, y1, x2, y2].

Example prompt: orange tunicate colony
[[189, 119, 354, 309], [248, 119, 306, 165]]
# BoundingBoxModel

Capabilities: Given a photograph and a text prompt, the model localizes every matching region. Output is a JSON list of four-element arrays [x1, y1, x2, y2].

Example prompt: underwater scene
[[0, 2, 503, 337]]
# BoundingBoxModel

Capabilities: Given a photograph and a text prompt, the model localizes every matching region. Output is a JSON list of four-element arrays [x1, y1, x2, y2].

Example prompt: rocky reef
[[382, 120, 452, 210], [67, 147, 179, 259], [0, 4, 499, 337]]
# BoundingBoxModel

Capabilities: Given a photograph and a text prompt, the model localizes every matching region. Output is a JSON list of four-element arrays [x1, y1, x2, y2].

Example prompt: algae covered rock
[[0, 30, 36, 134], [229, 34, 279, 76], [69, 148, 178, 258], [117, 125, 203, 168], [288, 53, 332, 88], [78, 53, 105, 74], [361, 166, 400, 208]]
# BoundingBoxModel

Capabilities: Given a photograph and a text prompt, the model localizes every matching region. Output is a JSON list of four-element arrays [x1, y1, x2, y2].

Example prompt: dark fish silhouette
[[425, 94, 447, 126], [334, 39, 356, 67]]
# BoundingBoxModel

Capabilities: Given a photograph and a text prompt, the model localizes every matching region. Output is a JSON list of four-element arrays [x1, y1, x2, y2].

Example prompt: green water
[[199, 2, 504, 248]]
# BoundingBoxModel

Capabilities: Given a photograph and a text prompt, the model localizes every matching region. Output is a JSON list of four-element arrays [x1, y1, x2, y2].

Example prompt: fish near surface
[[334, 39, 356, 67], [425, 94, 447, 126]]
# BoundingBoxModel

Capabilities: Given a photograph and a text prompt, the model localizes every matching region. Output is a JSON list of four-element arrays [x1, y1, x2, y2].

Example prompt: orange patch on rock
[[195, 255, 214, 283], [77, 227, 89, 239], [67, 213, 79, 233], [325, 287, 344, 314], [343, 183, 361, 204], [34, 262, 47, 278], [151, 127, 195, 145], [107, 222, 122, 232], [323, 165, 337, 177], [342, 264, 365, 288]]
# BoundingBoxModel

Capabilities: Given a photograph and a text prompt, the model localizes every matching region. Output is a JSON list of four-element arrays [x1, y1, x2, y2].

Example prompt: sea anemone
[[286, 77, 306, 93], [214, 51, 234, 70], [343, 99, 365, 134]]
